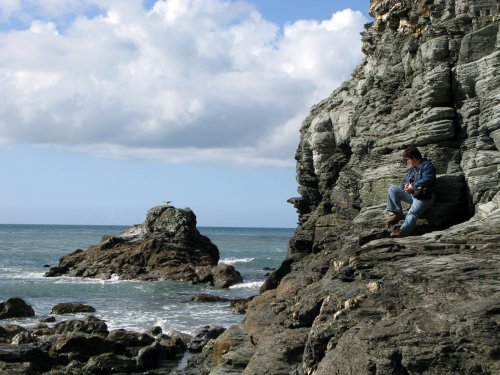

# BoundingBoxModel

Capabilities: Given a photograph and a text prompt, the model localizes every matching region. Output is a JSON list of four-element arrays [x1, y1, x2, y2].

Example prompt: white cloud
[[0, 0, 366, 166], [0, 0, 22, 21]]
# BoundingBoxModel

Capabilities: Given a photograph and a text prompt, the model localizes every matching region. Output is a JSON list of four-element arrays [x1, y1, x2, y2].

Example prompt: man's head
[[403, 146, 423, 167]]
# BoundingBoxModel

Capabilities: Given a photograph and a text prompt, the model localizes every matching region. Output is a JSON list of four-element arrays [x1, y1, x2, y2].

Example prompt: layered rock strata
[[186, 1, 500, 374], [45, 205, 243, 287]]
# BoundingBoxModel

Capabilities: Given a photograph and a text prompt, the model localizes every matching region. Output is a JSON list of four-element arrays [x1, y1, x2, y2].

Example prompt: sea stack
[[45, 205, 243, 287]]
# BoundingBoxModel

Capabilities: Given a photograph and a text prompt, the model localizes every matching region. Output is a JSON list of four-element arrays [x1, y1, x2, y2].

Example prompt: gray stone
[[107, 329, 155, 347], [136, 342, 164, 370], [83, 352, 137, 374], [0, 343, 51, 373], [0, 298, 35, 320], [51, 302, 95, 315], [48, 332, 118, 364], [53, 315, 108, 336]]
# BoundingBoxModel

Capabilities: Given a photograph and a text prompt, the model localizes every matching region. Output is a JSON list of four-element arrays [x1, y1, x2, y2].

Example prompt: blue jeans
[[386, 185, 435, 234]]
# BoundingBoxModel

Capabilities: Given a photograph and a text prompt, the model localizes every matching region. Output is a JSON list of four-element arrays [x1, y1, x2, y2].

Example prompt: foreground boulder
[[45, 205, 243, 287], [0, 312, 192, 374], [0, 298, 35, 320]]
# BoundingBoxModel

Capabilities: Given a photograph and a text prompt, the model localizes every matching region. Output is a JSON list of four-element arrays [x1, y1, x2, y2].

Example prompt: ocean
[[0, 224, 292, 335]]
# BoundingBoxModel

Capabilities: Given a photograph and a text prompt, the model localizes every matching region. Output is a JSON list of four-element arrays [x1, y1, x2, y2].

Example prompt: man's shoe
[[390, 229, 405, 238], [387, 211, 404, 225]]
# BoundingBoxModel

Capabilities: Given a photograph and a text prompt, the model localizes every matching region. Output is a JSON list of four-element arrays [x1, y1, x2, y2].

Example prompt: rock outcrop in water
[[45, 205, 243, 288], [185, 1, 500, 374]]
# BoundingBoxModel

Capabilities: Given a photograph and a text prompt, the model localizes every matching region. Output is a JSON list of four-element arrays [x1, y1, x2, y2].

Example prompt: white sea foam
[[4, 270, 45, 279], [219, 257, 254, 265], [52, 275, 137, 284], [229, 281, 263, 289]]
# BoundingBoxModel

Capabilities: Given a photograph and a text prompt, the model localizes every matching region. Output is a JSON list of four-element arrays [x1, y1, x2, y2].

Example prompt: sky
[[0, 0, 370, 228]]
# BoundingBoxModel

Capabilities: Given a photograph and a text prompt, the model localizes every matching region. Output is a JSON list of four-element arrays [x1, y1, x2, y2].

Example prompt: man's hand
[[404, 183, 414, 193]]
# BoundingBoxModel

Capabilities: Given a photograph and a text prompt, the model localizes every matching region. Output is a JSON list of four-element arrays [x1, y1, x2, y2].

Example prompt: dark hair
[[403, 146, 422, 160]]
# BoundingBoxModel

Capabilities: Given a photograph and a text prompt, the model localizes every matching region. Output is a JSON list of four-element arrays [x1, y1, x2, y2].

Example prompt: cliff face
[[187, 1, 500, 374], [288, 0, 499, 254]]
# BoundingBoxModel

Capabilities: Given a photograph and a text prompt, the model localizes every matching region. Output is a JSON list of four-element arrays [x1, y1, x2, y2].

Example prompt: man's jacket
[[403, 160, 436, 189]]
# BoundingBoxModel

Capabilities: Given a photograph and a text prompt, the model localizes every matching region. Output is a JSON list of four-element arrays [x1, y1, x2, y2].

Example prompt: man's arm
[[414, 162, 436, 188]]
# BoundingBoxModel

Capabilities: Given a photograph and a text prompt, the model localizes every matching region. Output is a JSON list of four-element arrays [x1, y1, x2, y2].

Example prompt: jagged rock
[[45, 205, 243, 287], [0, 298, 35, 320], [188, 326, 226, 352], [189, 1, 500, 374], [170, 330, 194, 348], [143, 326, 162, 338], [210, 265, 244, 288], [82, 352, 137, 374], [10, 331, 39, 346], [156, 336, 186, 359], [212, 324, 255, 370], [51, 303, 96, 315], [40, 316, 56, 323], [48, 333, 118, 364], [230, 297, 254, 315], [0, 361, 34, 374], [1, 317, 190, 374], [53, 315, 109, 336], [136, 342, 164, 370], [0, 343, 51, 373], [0, 325, 26, 343], [191, 294, 231, 303], [137, 343, 165, 370], [107, 329, 155, 347]]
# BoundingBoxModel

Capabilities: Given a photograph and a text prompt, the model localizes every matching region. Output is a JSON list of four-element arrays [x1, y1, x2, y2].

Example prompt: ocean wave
[[229, 281, 263, 289], [219, 257, 254, 265], [2, 270, 45, 280]]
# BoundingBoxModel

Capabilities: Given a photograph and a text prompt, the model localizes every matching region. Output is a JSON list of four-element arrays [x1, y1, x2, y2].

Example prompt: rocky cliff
[[186, 1, 500, 374]]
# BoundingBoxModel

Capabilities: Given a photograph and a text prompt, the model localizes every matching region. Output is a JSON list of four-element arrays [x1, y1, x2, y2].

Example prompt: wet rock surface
[[51, 303, 96, 315], [0, 298, 35, 320], [184, 1, 500, 374], [0, 299, 227, 374], [45, 205, 243, 287]]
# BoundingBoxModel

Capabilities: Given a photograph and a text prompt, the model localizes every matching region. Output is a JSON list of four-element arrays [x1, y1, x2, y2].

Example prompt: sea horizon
[[0, 223, 295, 230], [0, 224, 293, 334]]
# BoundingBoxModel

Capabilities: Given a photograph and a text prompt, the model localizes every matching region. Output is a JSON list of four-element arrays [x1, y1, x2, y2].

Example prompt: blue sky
[[0, 0, 370, 227]]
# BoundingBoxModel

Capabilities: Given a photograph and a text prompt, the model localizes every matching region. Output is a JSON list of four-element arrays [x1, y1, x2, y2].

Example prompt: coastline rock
[[51, 303, 96, 315], [0, 344, 51, 373], [136, 342, 164, 370], [107, 329, 155, 348], [186, 1, 500, 374], [0, 298, 35, 320], [82, 352, 137, 374], [53, 315, 109, 336], [191, 294, 231, 303], [48, 333, 118, 364], [45, 205, 243, 287], [188, 325, 226, 352], [0, 305, 194, 374]]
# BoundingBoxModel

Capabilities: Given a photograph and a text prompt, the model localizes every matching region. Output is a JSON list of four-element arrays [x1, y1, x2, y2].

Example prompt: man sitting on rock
[[386, 146, 436, 237]]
